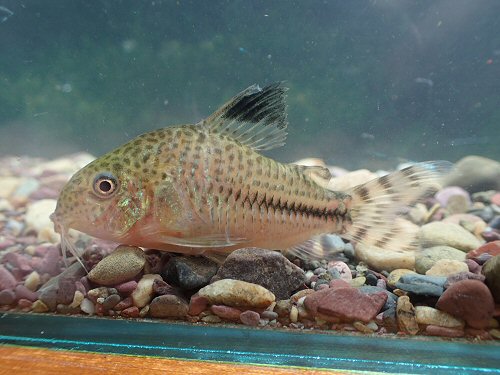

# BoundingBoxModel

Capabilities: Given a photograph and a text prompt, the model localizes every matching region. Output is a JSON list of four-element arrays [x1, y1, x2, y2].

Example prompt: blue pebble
[[395, 274, 447, 297]]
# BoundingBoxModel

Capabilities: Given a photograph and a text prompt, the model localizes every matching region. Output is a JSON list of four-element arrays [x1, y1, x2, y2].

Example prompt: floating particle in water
[[0, 6, 13, 23], [486, 58, 493, 65], [55, 83, 73, 93], [414, 77, 434, 87], [361, 132, 375, 141], [122, 39, 137, 53], [238, 47, 249, 54]]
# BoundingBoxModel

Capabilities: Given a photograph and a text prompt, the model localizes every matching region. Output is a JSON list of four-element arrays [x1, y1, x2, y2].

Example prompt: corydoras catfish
[[51, 83, 449, 267]]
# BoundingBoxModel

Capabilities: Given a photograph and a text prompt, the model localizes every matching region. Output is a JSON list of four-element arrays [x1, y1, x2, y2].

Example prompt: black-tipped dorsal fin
[[200, 82, 288, 151]]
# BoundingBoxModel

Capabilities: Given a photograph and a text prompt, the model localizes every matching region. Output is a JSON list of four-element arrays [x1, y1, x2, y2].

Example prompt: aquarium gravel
[[1, 152, 499, 341]]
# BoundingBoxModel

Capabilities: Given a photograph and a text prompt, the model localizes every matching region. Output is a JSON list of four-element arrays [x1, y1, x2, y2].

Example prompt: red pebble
[[425, 325, 464, 338], [120, 306, 140, 318], [467, 241, 500, 259], [114, 296, 133, 311], [188, 294, 209, 316], [240, 310, 260, 326], [211, 305, 242, 320], [17, 298, 33, 309]]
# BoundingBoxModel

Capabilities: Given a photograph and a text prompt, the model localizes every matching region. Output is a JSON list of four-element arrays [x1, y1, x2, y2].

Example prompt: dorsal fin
[[200, 82, 288, 150]]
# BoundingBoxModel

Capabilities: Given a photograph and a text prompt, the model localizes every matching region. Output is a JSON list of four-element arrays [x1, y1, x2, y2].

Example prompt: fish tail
[[344, 161, 452, 252]]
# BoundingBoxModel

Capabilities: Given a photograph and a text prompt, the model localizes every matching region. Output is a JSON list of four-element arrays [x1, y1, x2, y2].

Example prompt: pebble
[[120, 306, 140, 318], [24, 271, 41, 291], [355, 219, 418, 272], [425, 325, 464, 338], [349, 276, 366, 287], [101, 294, 121, 310], [395, 274, 446, 297], [163, 256, 218, 290], [415, 246, 466, 274], [24, 199, 58, 243], [435, 186, 470, 208], [415, 306, 465, 328], [0, 289, 15, 305], [31, 299, 49, 313], [201, 314, 222, 324], [198, 279, 275, 308], [436, 280, 495, 329], [88, 245, 146, 286], [468, 241, 500, 259], [425, 259, 469, 277], [418, 222, 482, 252], [69, 290, 85, 309], [465, 259, 481, 274], [481, 255, 500, 302], [115, 280, 138, 294], [0, 265, 17, 290], [490, 329, 500, 340], [188, 294, 209, 316], [387, 269, 416, 288], [444, 272, 485, 288], [114, 297, 133, 311], [149, 294, 189, 318], [327, 261, 352, 282], [382, 307, 398, 333], [443, 155, 500, 193], [396, 295, 419, 335], [15, 284, 38, 302], [290, 305, 298, 323], [211, 248, 305, 300], [359, 286, 398, 311], [210, 305, 242, 320], [0, 176, 22, 198], [240, 310, 260, 326], [304, 285, 387, 323], [131, 274, 162, 308]]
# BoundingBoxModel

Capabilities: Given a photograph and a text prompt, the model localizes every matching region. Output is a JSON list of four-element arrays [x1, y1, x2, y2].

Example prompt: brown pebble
[[396, 296, 419, 335], [465, 327, 493, 340]]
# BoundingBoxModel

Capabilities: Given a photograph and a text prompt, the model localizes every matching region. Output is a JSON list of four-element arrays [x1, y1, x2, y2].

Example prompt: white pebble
[[132, 274, 162, 308], [24, 271, 41, 291], [70, 291, 85, 308], [290, 305, 298, 323], [80, 298, 95, 315]]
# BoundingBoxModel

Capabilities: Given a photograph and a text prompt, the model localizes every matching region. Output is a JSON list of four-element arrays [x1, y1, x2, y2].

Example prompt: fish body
[[51, 83, 449, 262]]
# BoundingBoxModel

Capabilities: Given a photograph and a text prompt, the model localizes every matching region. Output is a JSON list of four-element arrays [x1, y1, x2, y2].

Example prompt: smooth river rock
[[88, 245, 146, 286], [198, 279, 275, 308], [482, 255, 500, 303], [415, 246, 466, 274], [443, 155, 500, 193], [418, 222, 482, 252]]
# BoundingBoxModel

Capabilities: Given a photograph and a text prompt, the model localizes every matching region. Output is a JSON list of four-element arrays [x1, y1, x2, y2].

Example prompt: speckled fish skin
[[52, 83, 450, 260]]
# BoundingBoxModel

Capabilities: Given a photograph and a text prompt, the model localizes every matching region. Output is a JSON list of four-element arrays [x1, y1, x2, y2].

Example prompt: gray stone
[[359, 285, 397, 311], [415, 246, 466, 274], [443, 155, 500, 193], [395, 274, 447, 297], [163, 256, 218, 290], [212, 247, 305, 300]]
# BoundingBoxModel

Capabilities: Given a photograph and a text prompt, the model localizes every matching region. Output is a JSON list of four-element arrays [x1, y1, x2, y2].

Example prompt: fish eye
[[92, 173, 119, 198]]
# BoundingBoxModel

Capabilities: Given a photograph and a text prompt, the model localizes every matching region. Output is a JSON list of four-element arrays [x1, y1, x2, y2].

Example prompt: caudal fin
[[343, 161, 452, 252]]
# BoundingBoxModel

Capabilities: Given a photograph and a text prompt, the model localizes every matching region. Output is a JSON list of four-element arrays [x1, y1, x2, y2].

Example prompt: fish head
[[51, 153, 151, 243]]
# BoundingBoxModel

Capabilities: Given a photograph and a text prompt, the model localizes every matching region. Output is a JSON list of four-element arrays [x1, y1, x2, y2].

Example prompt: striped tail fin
[[344, 161, 452, 252]]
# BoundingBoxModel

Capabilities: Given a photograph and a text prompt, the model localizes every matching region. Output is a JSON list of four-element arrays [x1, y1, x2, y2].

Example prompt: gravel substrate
[[1, 153, 500, 341]]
